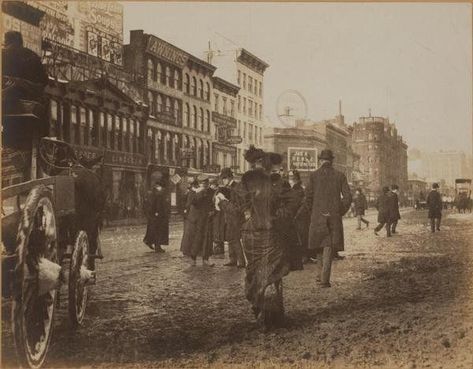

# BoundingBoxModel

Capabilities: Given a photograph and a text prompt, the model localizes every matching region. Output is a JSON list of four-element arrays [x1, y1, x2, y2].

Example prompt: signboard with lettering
[[3, 14, 42, 55], [212, 142, 237, 155], [146, 36, 188, 68], [78, 2, 123, 39], [212, 111, 237, 128], [287, 147, 318, 172], [73, 146, 146, 167], [226, 136, 243, 145]]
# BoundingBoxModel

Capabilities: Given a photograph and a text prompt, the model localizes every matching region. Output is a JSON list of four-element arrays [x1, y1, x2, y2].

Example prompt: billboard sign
[[3, 14, 42, 55], [287, 147, 318, 172], [146, 36, 188, 68]]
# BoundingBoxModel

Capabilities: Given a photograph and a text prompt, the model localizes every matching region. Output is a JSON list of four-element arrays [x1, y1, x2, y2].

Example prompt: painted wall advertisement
[[287, 147, 318, 171], [3, 14, 42, 55]]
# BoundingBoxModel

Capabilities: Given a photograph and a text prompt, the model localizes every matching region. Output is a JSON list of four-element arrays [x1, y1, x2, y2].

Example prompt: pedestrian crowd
[[142, 146, 445, 329]]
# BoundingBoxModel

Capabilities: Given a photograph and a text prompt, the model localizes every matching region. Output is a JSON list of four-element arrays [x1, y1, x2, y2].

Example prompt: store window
[[79, 106, 86, 145], [71, 105, 78, 144]]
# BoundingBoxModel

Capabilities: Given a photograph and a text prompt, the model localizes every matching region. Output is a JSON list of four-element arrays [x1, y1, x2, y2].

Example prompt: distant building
[[352, 115, 408, 202], [211, 76, 240, 170], [264, 126, 326, 184], [420, 151, 471, 186], [206, 46, 269, 173]]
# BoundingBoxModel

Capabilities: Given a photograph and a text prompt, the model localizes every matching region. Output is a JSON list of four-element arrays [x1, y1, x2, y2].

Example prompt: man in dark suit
[[374, 186, 393, 237], [427, 183, 442, 232], [219, 168, 245, 268], [305, 149, 352, 288]]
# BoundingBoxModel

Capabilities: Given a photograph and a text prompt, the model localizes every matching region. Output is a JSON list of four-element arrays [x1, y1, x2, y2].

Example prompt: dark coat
[[353, 193, 368, 216], [180, 190, 195, 255], [143, 187, 170, 246], [375, 192, 391, 223], [390, 192, 401, 221], [187, 188, 215, 259], [306, 163, 352, 252], [427, 190, 442, 219], [220, 180, 243, 242]]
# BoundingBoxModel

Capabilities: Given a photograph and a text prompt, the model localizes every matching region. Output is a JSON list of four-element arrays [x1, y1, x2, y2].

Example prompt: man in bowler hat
[[305, 149, 352, 287]]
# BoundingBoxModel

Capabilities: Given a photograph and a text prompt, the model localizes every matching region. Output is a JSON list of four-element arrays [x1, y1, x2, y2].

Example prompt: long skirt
[[242, 228, 290, 316]]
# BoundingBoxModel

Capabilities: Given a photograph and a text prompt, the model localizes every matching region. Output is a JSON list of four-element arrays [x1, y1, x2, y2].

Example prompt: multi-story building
[[211, 76, 240, 170], [206, 48, 269, 173], [124, 30, 217, 211], [352, 115, 408, 202]]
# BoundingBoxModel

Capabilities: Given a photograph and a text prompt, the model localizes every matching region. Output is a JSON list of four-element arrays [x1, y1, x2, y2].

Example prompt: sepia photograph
[[1, 1, 472, 368]]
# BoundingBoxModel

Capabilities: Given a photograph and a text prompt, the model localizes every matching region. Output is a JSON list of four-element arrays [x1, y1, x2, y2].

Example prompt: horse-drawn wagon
[[454, 178, 472, 213], [2, 76, 104, 368]]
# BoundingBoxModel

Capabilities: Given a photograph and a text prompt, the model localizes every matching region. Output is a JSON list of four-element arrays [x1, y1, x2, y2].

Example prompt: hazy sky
[[123, 2, 472, 153]]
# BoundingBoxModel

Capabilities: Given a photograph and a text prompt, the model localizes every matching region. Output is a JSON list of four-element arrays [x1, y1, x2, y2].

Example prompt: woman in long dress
[[217, 146, 290, 328]]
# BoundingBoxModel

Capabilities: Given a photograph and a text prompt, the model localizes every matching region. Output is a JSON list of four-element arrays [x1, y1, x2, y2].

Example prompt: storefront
[[45, 77, 148, 222]]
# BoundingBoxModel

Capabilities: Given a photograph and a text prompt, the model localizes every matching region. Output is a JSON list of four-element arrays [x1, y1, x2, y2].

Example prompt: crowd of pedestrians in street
[[141, 146, 446, 329]]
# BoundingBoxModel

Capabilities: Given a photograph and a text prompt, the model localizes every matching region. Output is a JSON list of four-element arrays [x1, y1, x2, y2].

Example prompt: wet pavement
[[2, 209, 473, 368]]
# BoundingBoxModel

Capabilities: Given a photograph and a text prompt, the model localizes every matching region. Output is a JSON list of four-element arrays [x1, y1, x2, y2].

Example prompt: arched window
[[199, 79, 204, 99], [166, 97, 171, 113], [156, 62, 162, 82], [166, 66, 172, 86], [205, 82, 210, 100], [174, 100, 179, 121], [157, 94, 162, 112], [205, 110, 210, 132], [199, 108, 204, 130], [148, 91, 155, 115], [192, 105, 197, 129], [191, 76, 197, 96], [174, 70, 180, 89], [184, 103, 189, 127], [147, 58, 154, 80], [184, 73, 190, 94]]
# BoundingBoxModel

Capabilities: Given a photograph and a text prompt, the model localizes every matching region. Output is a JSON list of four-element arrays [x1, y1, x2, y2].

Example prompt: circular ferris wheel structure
[[276, 89, 308, 127]]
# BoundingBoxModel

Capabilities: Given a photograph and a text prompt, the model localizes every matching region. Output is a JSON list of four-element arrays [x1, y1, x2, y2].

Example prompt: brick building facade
[[352, 116, 408, 202]]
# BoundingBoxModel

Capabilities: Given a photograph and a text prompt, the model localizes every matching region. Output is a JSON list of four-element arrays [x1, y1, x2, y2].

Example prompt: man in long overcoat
[[427, 183, 442, 232], [143, 179, 170, 252], [305, 149, 352, 287], [390, 184, 401, 234], [374, 186, 393, 237], [187, 174, 215, 266]]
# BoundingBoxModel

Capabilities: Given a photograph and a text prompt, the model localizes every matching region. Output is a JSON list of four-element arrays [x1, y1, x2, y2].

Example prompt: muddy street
[[2, 209, 473, 369]]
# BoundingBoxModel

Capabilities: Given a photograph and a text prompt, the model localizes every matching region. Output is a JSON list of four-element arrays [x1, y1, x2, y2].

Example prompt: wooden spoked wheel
[[68, 230, 89, 328], [12, 185, 58, 369]]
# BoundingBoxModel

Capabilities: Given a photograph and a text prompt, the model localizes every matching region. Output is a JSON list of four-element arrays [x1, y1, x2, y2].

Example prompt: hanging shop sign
[[287, 147, 318, 172]]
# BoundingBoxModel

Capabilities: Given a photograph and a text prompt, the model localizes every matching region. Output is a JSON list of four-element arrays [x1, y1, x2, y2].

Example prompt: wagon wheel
[[12, 185, 59, 369], [68, 230, 90, 328]]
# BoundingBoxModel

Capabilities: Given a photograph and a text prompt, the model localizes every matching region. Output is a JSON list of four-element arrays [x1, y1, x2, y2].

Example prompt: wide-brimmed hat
[[244, 145, 265, 164], [220, 167, 233, 179], [318, 149, 335, 161]]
